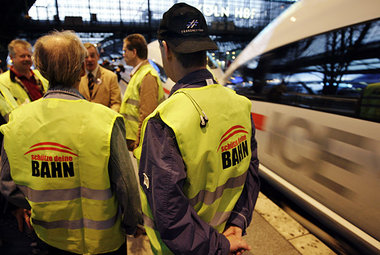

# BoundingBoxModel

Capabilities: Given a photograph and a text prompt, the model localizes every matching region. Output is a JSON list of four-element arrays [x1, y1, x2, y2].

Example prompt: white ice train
[[222, 0, 380, 253]]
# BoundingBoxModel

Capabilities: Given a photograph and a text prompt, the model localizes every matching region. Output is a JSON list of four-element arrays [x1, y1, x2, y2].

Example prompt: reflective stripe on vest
[[141, 171, 247, 230], [120, 63, 164, 141], [188, 170, 248, 206], [32, 214, 119, 230], [18, 185, 112, 202], [136, 84, 252, 254], [126, 98, 139, 106], [1, 98, 124, 254], [32, 212, 117, 230]]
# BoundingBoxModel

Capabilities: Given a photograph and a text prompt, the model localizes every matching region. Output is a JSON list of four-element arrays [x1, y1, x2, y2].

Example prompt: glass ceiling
[[29, 0, 296, 28], [27, 0, 297, 68]]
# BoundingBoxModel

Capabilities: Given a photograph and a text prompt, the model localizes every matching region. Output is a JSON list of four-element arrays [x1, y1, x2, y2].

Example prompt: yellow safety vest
[[135, 84, 252, 254], [1, 98, 125, 254], [360, 82, 380, 122], [0, 69, 48, 105], [119, 63, 164, 141], [0, 83, 18, 118]]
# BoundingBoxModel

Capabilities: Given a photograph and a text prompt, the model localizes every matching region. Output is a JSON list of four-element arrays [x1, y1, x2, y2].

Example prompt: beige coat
[[79, 66, 121, 112]]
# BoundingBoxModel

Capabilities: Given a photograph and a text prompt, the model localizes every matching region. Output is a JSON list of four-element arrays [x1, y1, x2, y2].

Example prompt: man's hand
[[223, 225, 243, 238], [12, 208, 33, 232], [223, 226, 251, 255]]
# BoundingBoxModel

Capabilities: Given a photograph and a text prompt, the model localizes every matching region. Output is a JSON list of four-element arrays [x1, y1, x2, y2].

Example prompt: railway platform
[[242, 192, 335, 255], [126, 192, 336, 255]]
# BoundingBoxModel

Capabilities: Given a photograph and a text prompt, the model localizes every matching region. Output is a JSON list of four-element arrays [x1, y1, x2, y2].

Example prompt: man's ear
[[132, 48, 138, 58], [162, 40, 172, 61]]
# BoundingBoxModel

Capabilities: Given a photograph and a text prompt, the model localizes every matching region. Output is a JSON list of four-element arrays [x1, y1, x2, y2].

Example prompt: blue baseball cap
[[157, 3, 218, 53]]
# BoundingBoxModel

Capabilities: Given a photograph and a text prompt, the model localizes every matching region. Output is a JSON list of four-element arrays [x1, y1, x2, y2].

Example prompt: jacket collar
[[170, 68, 215, 96], [130, 59, 150, 77]]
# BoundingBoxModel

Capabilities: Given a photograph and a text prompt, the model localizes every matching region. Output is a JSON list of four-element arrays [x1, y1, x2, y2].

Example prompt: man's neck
[[174, 66, 205, 83], [11, 66, 32, 79], [133, 58, 144, 68], [130, 59, 146, 76], [86, 65, 99, 76]]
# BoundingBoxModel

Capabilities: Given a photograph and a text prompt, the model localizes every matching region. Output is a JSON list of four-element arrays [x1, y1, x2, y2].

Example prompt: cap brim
[[166, 36, 218, 53]]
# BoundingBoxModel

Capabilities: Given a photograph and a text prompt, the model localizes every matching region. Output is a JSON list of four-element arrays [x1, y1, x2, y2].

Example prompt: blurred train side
[[222, 0, 380, 253]]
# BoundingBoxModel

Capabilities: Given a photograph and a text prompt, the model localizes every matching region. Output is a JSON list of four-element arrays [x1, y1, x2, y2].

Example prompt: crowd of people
[[0, 3, 260, 255]]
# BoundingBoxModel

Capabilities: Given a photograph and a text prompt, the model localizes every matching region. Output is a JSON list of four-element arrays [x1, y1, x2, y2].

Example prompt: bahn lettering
[[221, 140, 249, 169], [32, 160, 74, 178]]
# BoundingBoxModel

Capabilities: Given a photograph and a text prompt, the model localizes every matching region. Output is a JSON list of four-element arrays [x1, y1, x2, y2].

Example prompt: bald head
[[33, 30, 87, 88]]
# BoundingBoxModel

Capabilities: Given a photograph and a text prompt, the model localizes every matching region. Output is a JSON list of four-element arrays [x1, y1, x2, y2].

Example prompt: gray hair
[[83, 42, 99, 56], [33, 30, 87, 88], [8, 39, 32, 57]]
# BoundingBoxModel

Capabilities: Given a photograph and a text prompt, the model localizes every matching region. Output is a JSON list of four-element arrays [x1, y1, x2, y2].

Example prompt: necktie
[[88, 73, 94, 95]]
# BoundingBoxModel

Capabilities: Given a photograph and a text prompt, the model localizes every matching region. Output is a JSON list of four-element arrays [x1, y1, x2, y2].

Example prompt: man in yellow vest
[[359, 82, 380, 122], [135, 3, 260, 254], [120, 33, 165, 151], [0, 31, 143, 254], [0, 39, 48, 105]]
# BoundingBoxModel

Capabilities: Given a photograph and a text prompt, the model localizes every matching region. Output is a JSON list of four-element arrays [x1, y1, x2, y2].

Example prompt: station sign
[[196, 4, 257, 20]]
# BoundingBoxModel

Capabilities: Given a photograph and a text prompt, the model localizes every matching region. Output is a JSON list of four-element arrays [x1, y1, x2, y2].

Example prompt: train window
[[230, 18, 380, 122]]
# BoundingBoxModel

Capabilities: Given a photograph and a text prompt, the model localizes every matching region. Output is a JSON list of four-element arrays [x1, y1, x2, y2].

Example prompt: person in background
[[0, 39, 48, 105], [102, 59, 114, 71], [0, 30, 143, 254], [115, 64, 127, 84], [79, 43, 121, 112], [120, 33, 165, 151], [134, 3, 260, 254], [359, 82, 380, 122]]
